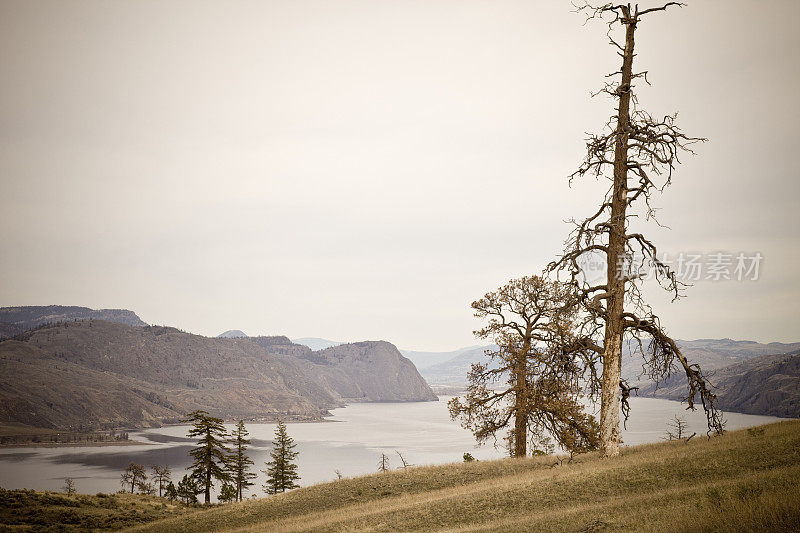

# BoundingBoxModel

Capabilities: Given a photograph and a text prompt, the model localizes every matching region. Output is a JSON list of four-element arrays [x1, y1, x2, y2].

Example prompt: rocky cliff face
[[0, 320, 436, 431], [313, 341, 438, 402]]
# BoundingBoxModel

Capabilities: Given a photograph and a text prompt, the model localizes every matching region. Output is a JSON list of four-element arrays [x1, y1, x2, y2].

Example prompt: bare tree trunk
[[514, 341, 529, 457], [552, 1, 720, 456], [600, 15, 636, 459], [205, 468, 211, 504]]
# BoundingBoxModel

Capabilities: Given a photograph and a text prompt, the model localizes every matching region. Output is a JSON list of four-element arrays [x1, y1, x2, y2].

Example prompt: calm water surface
[[0, 397, 784, 496]]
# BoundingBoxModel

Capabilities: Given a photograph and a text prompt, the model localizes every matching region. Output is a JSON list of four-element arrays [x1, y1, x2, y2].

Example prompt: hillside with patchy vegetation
[[0, 320, 435, 433], [638, 350, 800, 418], [0, 306, 147, 338]]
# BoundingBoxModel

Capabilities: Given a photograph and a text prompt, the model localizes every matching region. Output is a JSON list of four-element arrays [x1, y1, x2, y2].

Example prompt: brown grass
[[0, 489, 194, 531], [123, 420, 800, 532]]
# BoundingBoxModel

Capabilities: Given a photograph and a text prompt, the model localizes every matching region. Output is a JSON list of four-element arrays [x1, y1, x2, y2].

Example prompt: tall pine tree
[[262, 420, 300, 494], [184, 410, 231, 504], [228, 420, 256, 501]]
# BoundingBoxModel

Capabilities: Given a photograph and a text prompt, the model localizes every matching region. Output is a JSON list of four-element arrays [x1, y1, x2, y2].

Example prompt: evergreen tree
[[176, 474, 200, 504], [218, 483, 238, 503], [184, 410, 231, 504], [262, 420, 300, 494], [164, 481, 178, 502], [62, 477, 76, 494], [228, 420, 256, 502]]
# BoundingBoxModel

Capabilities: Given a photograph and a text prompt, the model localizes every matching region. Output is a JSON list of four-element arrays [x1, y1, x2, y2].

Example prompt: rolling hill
[[0, 305, 147, 338], [637, 350, 800, 418], [0, 320, 435, 432]]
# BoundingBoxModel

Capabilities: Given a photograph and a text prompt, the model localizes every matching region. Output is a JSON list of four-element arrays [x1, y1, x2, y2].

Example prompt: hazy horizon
[[2, 0, 798, 350]]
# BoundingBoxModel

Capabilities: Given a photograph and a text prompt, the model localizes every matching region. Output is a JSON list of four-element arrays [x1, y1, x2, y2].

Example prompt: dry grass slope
[[0, 490, 192, 531], [129, 420, 800, 532]]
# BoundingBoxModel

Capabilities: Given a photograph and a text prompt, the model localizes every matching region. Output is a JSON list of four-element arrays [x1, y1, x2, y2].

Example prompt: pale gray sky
[[1, 0, 798, 350]]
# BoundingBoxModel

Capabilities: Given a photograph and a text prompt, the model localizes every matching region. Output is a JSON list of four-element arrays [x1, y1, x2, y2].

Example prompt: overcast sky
[[1, 0, 798, 350]]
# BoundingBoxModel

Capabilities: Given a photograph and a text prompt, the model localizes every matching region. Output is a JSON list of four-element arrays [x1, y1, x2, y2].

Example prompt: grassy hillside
[[124, 420, 800, 532], [0, 490, 192, 531]]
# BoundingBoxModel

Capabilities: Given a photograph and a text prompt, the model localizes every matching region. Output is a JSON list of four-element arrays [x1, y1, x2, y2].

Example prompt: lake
[[0, 397, 784, 497]]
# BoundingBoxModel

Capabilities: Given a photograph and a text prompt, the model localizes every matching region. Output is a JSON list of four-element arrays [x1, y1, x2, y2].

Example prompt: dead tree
[[549, 2, 723, 458], [150, 464, 171, 498], [377, 453, 391, 473], [664, 415, 687, 440], [395, 451, 412, 468]]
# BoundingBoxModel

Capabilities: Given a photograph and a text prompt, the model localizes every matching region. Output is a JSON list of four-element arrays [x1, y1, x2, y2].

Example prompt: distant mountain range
[[411, 346, 496, 385], [622, 338, 800, 384], [636, 349, 800, 418], [289, 339, 492, 372], [217, 330, 248, 338], [405, 338, 800, 418], [0, 307, 436, 433], [292, 337, 344, 351], [3, 307, 796, 431], [400, 345, 490, 370]]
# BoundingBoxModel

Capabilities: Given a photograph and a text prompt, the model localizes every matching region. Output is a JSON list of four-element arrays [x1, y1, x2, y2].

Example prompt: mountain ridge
[[0, 305, 147, 338], [636, 349, 800, 417], [0, 319, 435, 432]]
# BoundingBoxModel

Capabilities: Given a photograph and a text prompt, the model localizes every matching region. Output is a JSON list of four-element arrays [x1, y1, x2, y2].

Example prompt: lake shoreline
[[0, 439, 147, 449], [0, 397, 784, 495]]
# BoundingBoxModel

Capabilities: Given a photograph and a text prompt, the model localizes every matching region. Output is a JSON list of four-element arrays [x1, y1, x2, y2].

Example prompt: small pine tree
[[218, 483, 238, 503], [139, 481, 156, 495], [62, 477, 76, 494], [228, 420, 256, 502], [184, 410, 231, 504], [176, 474, 200, 504], [164, 481, 178, 502], [262, 420, 300, 494]]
